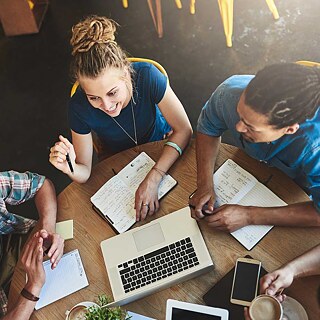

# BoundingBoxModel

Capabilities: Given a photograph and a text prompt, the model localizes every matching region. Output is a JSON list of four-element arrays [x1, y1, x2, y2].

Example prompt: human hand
[[135, 170, 161, 221], [49, 135, 75, 174], [243, 307, 251, 320], [188, 186, 215, 220], [204, 204, 252, 232], [21, 233, 45, 295], [259, 267, 293, 302], [40, 229, 64, 270]]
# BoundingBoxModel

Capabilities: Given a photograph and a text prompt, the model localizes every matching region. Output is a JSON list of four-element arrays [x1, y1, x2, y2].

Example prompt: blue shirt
[[197, 75, 320, 212], [69, 62, 171, 154]]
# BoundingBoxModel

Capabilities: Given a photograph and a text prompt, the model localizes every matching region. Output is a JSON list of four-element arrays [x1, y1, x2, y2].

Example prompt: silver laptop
[[101, 207, 214, 306]]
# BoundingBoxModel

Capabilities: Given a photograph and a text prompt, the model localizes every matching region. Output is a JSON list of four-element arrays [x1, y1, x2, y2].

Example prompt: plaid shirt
[[0, 170, 45, 316]]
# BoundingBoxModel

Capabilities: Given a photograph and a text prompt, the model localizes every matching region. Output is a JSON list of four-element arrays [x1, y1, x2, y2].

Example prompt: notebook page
[[231, 182, 287, 250], [35, 249, 88, 310], [213, 159, 257, 207], [90, 175, 136, 233], [117, 152, 177, 199]]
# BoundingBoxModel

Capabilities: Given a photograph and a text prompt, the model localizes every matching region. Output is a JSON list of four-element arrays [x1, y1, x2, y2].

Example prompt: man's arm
[[4, 234, 45, 320], [204, 201, 320, 232], [189, 133, 221, 219], [33, 178, 64, 269]]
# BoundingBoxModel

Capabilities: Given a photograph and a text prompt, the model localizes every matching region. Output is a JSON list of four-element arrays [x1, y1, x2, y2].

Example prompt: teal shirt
[[198, 75, 320, 212]]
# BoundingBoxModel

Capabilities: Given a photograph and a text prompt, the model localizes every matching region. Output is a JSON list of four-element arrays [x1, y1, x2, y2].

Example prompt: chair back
[[296, 60, 320, 67]]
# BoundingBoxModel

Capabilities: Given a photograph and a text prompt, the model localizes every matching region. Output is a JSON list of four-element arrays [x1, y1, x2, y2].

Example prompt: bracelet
[[165, 141, 182, 156], [20, 288, 40, 301], [152, 166, 167, 178]]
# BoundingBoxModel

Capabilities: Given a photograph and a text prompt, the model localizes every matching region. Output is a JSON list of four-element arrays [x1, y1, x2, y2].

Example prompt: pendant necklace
[[111, 99, 138, 146]]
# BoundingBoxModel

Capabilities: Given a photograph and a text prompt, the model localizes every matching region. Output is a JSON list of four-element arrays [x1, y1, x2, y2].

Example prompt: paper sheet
[[214, 159, 287, 250], [35, 249, 89, 310], [127, 311, 156, 320]]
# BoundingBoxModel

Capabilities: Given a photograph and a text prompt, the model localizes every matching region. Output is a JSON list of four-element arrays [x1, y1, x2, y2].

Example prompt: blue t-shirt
[[197, 75, 320, 212], [68, 62, 171, 154]]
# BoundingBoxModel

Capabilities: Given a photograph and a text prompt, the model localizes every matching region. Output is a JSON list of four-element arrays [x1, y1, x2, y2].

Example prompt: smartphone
[[230, 257, 261, 306]]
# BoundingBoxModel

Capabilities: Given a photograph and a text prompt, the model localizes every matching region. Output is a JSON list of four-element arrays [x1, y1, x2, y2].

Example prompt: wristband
[[165, 141, 182, 156], [20, 288, 40, 301], [152, 166, 167, 178]]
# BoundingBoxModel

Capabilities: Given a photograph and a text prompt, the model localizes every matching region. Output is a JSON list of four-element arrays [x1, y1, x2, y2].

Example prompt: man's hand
[[204, 204, 252, 232], [189, 186, 215, 220], [259, 267, 292, 302], [21, 233, 46, 296], [40, 229, 64, 269]]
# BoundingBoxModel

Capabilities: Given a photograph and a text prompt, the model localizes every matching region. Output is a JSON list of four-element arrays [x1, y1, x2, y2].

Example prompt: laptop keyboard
[[117, 237, 199, 293]]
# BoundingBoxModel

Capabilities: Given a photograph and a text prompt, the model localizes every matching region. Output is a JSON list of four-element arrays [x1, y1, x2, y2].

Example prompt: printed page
[[231, 180, 287, 250], [213, 159, 257, 207], [35, 249, 88, 310], [117, 152, 177, 199], [90, 175, 136, 233]]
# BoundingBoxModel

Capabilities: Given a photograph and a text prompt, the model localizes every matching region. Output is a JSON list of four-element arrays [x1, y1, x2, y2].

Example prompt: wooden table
[[9, 140, 320, 319]]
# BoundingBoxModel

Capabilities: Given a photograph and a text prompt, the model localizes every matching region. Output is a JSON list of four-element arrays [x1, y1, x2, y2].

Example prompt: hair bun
[[70, 15, 118, 55]]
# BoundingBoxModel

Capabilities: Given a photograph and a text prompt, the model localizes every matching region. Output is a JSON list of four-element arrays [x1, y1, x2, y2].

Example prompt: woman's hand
[[135, 169, 162, 221], [49, 135, 75, 174]]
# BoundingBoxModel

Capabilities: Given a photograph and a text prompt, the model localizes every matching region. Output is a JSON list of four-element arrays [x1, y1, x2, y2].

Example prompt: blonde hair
[[70, 15, 131, 80]]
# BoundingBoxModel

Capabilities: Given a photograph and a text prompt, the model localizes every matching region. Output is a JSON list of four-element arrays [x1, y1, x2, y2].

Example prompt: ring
[[142, 203, 149, 208]]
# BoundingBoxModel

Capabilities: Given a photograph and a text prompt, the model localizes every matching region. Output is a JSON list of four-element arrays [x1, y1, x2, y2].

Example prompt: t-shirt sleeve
[[68, 96, 92, 134], [147, 64, 168, 104], [197, 83, 229, 137], [302, 147, 320, 213]]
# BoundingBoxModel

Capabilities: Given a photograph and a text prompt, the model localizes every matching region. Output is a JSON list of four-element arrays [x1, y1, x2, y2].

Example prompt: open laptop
[[101, 207, 214, 306], [166, 299, 229, 320]]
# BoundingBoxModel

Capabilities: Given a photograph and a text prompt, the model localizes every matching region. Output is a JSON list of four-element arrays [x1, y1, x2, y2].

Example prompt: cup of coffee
[[249, 294, 283, 320], [65, 301, 98, 320]]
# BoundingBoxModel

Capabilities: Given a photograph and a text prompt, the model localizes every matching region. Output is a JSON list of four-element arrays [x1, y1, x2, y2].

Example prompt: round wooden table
[[9, 140, 320, 319]]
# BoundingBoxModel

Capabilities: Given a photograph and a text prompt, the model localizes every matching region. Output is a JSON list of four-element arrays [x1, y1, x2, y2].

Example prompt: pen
[[66, 153, 74, 173], [112, 168, 117, 175]]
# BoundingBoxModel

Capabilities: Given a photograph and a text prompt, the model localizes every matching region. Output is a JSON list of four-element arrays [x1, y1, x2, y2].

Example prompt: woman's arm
[[135, 85, 192, 220], [49, 132, 93, 183]]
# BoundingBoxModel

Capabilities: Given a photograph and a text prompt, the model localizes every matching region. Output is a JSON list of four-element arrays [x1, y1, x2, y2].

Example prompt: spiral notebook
[[91, 152, 177, 233]]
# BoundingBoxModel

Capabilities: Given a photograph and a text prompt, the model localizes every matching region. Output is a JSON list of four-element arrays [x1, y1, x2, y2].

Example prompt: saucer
[[282, 296, 308, 320]]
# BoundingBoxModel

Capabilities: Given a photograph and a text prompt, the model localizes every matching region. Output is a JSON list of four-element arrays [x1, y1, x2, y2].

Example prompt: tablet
[[166, 299, 229, 320]]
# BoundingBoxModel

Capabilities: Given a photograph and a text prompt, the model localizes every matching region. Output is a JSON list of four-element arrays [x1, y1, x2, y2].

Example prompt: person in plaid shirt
[[0, 171, 64, 319]]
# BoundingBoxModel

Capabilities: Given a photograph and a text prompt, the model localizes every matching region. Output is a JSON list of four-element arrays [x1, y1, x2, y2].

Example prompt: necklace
[[111, 100, 138, 146]]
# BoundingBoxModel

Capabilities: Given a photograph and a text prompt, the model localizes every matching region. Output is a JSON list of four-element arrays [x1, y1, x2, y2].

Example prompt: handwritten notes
[[214, 159, 287, 250], [91, 152, 177, 233]]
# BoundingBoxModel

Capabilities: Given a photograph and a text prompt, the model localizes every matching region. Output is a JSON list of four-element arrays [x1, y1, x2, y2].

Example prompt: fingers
[[244, 307, 252, 320], [46, 234, 64, 269], [59, 135, 73, 148]]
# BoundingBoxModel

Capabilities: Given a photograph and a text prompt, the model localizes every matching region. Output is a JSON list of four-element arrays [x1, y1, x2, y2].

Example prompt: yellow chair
[[70, 57, 168, 157], [218, 0, 279, 47], [296, 60, 320, 67]]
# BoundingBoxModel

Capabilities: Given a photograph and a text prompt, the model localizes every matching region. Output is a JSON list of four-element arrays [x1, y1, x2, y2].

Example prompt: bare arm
[[49, 132, 93, 183], [32, 178, 64, 269], [135, 85, 192, 220], [189, 132, 221, 219]]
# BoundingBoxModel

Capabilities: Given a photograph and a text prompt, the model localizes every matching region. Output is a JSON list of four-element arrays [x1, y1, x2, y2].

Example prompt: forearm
[[284, 244, 320, 278], [196, 133, 221, 187], [34, 179, 57, 233], [249, 201, 320, 227], [66, 162, 91, 184], [4, 283, 41, 320]]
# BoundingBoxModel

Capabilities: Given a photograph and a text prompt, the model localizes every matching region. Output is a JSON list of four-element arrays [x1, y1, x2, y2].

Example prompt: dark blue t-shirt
[[68, 62, 171, 154]]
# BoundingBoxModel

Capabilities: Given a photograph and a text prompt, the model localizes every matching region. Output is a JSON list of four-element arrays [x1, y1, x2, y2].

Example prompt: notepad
[[213, 159, 287, 250], [35, 249, 89, 310], [90, 152, 177, 234], [56, 220, 73, 240]]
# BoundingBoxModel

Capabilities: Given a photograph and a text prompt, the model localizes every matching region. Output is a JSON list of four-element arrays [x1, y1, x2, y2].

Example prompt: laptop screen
[[172, 307, 222, 320]]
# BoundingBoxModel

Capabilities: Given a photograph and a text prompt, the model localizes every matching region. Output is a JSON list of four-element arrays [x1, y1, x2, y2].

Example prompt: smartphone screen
[[230, 259, 261, 306]]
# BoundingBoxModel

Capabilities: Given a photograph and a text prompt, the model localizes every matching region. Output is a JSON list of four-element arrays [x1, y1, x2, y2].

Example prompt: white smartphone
[[230, 257, 261, 306]]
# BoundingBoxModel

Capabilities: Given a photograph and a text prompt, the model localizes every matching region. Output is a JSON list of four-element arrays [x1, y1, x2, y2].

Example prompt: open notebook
[[91, 152, 177, 233], [214, 159, 287, 250]]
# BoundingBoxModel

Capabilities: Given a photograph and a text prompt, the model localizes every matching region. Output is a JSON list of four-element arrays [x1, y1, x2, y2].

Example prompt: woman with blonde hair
[[49, 15, 192, 221]]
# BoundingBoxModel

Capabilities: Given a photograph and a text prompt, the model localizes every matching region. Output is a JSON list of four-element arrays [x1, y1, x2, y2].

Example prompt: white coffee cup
[[249, 294, 283, 320], [65, 301, 98, 320]]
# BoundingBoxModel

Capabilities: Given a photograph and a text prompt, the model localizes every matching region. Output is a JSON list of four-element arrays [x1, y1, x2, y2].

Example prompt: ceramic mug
[[249, 294, 283, 320], [65, 301, 98, 320]]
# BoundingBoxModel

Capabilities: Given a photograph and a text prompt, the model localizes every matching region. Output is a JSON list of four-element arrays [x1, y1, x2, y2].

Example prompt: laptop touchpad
[[133, 223, 165, 252]]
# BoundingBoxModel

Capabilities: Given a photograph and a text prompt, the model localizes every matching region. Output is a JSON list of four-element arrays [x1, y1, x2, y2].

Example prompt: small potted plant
[[84, 295, 130, 320]]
